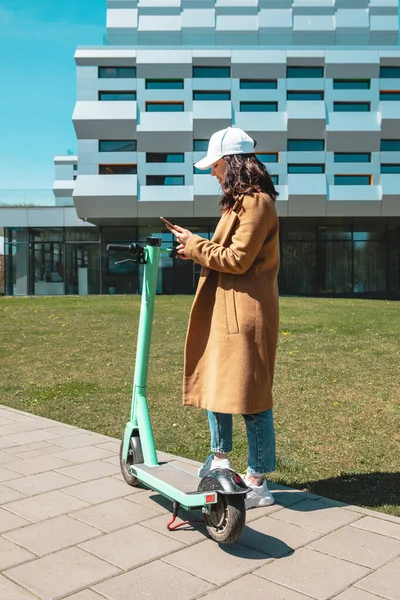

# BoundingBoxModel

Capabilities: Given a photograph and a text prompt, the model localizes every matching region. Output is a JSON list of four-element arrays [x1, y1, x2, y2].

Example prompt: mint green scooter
[[107, 238, 248, 544]]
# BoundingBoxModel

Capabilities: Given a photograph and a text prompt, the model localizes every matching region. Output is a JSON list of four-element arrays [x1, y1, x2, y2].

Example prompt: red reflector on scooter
[[205, 494, 216, 503]]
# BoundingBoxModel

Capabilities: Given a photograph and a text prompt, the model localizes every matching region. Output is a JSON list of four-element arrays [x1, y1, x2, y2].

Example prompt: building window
[[271, 175, 279, 185], [193, 140, 208, 151], [380, 66, 400, 78], [333, 102, 370, 112], [334, 175, 372, 185], [287, 139, 325, 151], [146, 153, 184, 163], [287, 91, 324, 101], [287, 66, 324, 78], [288, 164, 325, 174], [145, 79, 184, 89], [318, 226, 352, 241], [99, 140, 137, 152], [194, 167, 212, 175], [146, 175, 185, 185], [193, 66, 230, 78], [240, 101, 278, 112], [145, 102, 184, 112], [73, 175, 77, 180], [334, 153, 371, 163], [240, 79, 277, 89], [333, 79, 370, 90], [381, 164, 400, 173], [99, 91, 136, 101], [98, 67, 136, 78], [256, 153, 279, 163], [381, 139, 400, 151], [380, 91, 400, 101], [193, 91, 230, 100], [73, 165, 77, 171], [99, 164, 137, 174]]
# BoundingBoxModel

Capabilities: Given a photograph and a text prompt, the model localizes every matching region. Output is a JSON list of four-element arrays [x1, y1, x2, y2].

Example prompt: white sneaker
[[198, 454, 234, 478], [243, 475, 275, 509]]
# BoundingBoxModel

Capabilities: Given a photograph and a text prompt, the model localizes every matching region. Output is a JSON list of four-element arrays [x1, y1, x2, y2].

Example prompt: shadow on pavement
[[291, 471, 400, 510], [230, 529, 294, 559]]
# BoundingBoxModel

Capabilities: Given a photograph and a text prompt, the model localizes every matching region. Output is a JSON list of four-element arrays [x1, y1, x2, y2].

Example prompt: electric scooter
[[106, 238, 248, 544]]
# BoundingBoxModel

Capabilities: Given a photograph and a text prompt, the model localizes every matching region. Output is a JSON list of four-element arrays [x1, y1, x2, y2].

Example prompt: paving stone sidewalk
[[0, 405, 399, 600]]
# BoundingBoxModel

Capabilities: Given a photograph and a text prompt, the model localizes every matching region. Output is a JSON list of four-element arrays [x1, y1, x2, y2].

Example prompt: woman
[[166, 126, 280, 509]]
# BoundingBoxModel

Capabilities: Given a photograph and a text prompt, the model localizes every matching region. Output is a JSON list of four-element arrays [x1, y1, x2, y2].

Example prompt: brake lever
[[115, 259, 137, 265]]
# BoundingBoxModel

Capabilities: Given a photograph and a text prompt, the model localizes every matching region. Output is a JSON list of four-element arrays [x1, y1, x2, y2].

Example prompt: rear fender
[[198, 468, 249, 495]]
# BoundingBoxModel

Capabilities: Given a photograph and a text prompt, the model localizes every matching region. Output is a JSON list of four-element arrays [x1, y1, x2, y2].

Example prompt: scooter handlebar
[[106, 243, 140, 253]]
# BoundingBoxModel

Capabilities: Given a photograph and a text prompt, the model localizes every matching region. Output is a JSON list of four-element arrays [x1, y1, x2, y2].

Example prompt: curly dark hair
[[219, 153, 278, 212]]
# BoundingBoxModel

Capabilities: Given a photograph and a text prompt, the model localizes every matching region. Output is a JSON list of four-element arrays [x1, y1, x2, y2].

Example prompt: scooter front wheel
[[119, 434, 143, 487], [204, 493, 246, 544]]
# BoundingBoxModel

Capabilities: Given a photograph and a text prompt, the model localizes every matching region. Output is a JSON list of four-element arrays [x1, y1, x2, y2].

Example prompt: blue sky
[[0, 0, 105, 189]]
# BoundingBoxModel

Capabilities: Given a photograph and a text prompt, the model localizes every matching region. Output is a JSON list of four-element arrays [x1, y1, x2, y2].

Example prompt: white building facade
[[2, 0, 400, 297]]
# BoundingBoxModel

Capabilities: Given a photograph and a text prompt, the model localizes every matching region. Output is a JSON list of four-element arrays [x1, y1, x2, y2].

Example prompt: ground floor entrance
[[3, 217, 400, 299]]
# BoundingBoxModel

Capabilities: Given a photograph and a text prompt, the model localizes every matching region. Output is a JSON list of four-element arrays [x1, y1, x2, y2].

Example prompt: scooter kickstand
[[167, 501, 186, 530], [167, 501, 202, 531]]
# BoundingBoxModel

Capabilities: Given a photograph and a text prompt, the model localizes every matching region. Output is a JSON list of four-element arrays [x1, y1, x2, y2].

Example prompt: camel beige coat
[[182, 192, 280, 415]]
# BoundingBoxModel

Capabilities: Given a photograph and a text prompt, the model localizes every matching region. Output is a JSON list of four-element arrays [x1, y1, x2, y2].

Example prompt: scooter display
[[107, 238, 248, 543]]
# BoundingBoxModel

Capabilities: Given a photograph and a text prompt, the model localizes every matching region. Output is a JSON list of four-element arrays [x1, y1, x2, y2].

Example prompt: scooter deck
[[134, 463, 200, 494], [132, 462, 216, 509]]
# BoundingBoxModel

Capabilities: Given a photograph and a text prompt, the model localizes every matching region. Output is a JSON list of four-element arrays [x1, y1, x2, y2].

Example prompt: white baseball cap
[[194, 127, 255, 170]]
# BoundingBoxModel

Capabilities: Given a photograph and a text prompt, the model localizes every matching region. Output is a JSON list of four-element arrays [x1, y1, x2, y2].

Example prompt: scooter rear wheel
[[204, 493, 245, 544], [120, 435, 143, 487]]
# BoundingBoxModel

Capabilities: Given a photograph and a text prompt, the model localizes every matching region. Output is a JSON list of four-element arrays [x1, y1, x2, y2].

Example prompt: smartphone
[[160, 216, 176, 229]]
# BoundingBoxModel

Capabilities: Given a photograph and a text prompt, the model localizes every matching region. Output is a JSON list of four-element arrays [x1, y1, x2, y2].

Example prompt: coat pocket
[[224, 288, 239, 335]]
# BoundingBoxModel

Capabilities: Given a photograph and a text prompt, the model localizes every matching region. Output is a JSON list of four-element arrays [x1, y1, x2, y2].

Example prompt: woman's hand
[[164, 222, 193, 259], [165, 223, 193, 246], [176, 243, 190, 260]]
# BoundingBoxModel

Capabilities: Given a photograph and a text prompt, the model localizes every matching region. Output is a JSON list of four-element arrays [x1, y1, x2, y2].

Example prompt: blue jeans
[[206, 409, 276, 476]]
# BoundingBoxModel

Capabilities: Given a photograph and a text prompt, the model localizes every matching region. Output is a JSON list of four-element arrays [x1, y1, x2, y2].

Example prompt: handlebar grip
[[106, 243, 138, 253]]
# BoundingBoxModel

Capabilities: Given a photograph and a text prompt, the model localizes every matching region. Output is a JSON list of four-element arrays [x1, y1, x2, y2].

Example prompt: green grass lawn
[[1, 295, 399, 516]]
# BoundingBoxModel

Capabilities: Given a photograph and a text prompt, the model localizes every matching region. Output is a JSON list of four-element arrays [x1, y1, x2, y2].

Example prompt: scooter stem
[[131, 241, 161, 466]]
